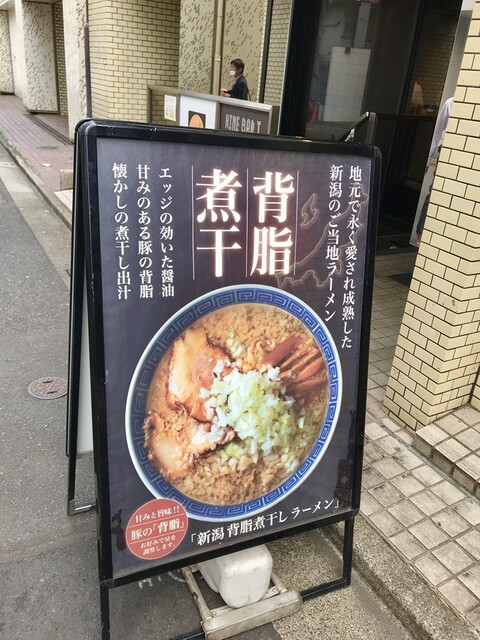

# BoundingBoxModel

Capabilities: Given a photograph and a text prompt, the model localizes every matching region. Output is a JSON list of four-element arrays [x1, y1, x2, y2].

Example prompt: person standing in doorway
[[220, 58, 249, 100]]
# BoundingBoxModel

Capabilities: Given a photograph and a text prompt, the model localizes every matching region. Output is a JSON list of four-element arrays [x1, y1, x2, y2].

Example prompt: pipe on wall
[[211, 0, 225, 96]]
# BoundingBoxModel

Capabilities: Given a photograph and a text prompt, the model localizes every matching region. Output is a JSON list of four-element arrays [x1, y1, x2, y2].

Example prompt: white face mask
[[229, 69, 236, 77]]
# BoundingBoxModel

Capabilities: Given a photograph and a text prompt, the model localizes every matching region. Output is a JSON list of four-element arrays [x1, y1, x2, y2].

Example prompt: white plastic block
[[197, 545, 273, 609]]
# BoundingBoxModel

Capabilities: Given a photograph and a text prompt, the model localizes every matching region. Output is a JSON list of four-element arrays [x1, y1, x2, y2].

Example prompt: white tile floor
[[364, 249, 480, 635]]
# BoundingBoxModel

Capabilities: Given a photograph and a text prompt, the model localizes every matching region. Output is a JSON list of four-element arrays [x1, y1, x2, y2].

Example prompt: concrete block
[[197, 544, 272, 609], [59, 168, 74, 190]]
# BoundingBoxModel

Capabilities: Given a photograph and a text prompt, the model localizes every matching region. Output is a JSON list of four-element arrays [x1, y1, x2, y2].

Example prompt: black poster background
[[82, 124, 377, 582]]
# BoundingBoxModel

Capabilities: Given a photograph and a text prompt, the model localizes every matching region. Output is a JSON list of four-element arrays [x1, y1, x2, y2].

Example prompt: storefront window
[[307, 0, 380, 136]]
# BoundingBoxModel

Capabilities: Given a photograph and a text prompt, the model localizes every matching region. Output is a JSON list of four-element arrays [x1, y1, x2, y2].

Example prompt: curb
[[0, 134, 72, 229], [326, 517, 479, 640]]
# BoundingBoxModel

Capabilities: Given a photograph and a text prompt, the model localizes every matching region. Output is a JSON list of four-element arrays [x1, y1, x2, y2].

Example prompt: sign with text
[[76, 121, 379, 585], [219, 102, 271, 134]]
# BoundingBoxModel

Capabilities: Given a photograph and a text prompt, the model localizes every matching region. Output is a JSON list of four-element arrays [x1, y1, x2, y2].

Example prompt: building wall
[[385, 0, 480, 427], [178, 0, 215, 94], [22, 2, 58, 112], [88, 0, 180, 121], [0, 11, 14, 94], [263, 0, 292, 106], [9, 2, 27, 100], [221, 0, 267, 102], [179, 0, 267, 102], [63, 0, 87, 139]]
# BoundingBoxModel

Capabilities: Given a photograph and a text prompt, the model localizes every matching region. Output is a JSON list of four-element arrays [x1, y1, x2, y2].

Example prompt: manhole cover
[[27, 377, 68, 399]]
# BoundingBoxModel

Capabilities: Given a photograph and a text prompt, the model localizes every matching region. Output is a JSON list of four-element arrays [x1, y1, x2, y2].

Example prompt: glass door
[[306, 0, 381, 141]]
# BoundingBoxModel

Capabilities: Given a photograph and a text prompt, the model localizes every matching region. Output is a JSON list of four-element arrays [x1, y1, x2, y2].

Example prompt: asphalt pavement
[[0, 140, 478, 640]]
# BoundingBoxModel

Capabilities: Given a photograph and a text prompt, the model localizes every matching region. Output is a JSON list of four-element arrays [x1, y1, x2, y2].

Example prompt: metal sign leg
[[343, 518, 354, 586], [100, 584, 111, 640], [301, 517, 355, 600]]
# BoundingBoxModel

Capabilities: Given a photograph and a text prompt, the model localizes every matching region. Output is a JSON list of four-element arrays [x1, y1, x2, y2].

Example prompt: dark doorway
[[281, 0, 462, 248]]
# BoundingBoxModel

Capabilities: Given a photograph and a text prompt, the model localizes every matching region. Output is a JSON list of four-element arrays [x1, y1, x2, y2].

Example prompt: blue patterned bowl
[[126, 284, 342, 522]]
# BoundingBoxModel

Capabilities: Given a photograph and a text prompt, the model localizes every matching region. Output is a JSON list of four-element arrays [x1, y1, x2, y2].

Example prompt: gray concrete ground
[[0, 140, 478, 640]]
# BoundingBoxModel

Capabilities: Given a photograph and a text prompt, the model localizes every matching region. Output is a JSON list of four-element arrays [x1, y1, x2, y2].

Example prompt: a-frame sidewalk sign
[[66, 119, 380, 639]]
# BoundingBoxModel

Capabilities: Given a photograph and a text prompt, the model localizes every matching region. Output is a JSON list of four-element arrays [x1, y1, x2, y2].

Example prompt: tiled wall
[[54, 2, 68, 116], [385, 1, 480, 427], [22, 2, 58, 112], [263, 0, 292, 106], [88, 0, 180, 121], [0, 11, 14, 94]]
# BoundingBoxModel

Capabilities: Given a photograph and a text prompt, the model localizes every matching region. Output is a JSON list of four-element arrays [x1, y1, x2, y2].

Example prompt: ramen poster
[[90, 130, 375, 579]]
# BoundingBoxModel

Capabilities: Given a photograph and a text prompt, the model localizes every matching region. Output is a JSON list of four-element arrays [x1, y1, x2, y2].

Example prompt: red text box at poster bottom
[[126, 498, 188, 560]]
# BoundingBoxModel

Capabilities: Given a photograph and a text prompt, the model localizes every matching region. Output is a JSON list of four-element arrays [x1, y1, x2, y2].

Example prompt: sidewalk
[[0, 93, 479, 639]]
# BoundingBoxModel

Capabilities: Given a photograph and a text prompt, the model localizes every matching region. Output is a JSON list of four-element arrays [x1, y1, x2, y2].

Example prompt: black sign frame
[[69, 119, 380, 638]]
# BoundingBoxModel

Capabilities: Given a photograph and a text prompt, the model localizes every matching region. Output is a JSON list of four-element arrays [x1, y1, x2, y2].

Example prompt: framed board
[[70, 119, 380, 634]]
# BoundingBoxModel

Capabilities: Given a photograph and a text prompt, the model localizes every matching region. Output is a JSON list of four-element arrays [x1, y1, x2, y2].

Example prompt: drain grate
[[27, 376, 68, 399]]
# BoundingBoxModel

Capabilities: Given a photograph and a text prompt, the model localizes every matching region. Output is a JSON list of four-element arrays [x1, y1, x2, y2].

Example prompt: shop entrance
[[281, 0, 463, 249]]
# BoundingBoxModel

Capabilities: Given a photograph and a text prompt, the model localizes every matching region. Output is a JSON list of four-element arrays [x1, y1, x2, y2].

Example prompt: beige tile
[[376, 435, 403, 456], [457, 454, 480, 480], [466, 606, 480, 633], [391, 473, 425, 497], [362, 466, 384, 489], [455, 427, 480, 451], [370, 510, 404, 538], [411, 490, 446, 516], [370, 372, 390, 387], [431, 481, 465, 505], [389, 530, 426, 560], [369, 483, 403, 508], [371, 458, 405, 480], [396, 430, 414, 446], [411, 464, 444, 487], [388, 500, 425, 527], [454, 406, 480, 427], [392, 449, 423, 470], [363, 442, 385, 465], [453, 499, 480, 526], [416, 424, 450, 446], [414, 437, 433, 459], [415, 553, 452, 586], [452, 466, 477, 494], [359, 491, 383, 516], [365, 421, 389, 441], [369, 387, 386, 402], [436, 438, 470, 463], [438, 579, 478, 614], [433, 541, 475, 573], [436, 414, 469, 436], [434, 509, 471, 537], [459, 565, 480, 600], [431, 450, 455, 476], [410, 520, 449, 549], [457, 530, 480, 561]]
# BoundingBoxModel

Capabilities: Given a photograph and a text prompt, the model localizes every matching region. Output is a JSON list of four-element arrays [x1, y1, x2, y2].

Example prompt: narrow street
[[1, 142, 477, 640]]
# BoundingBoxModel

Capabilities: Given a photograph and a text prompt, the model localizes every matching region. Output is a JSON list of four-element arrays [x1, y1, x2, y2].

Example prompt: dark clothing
[[229, 74, 249, 100]]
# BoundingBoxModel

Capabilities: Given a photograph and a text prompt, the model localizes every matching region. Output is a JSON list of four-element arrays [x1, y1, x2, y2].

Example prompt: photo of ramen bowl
[[126, 285, 342, 522]]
